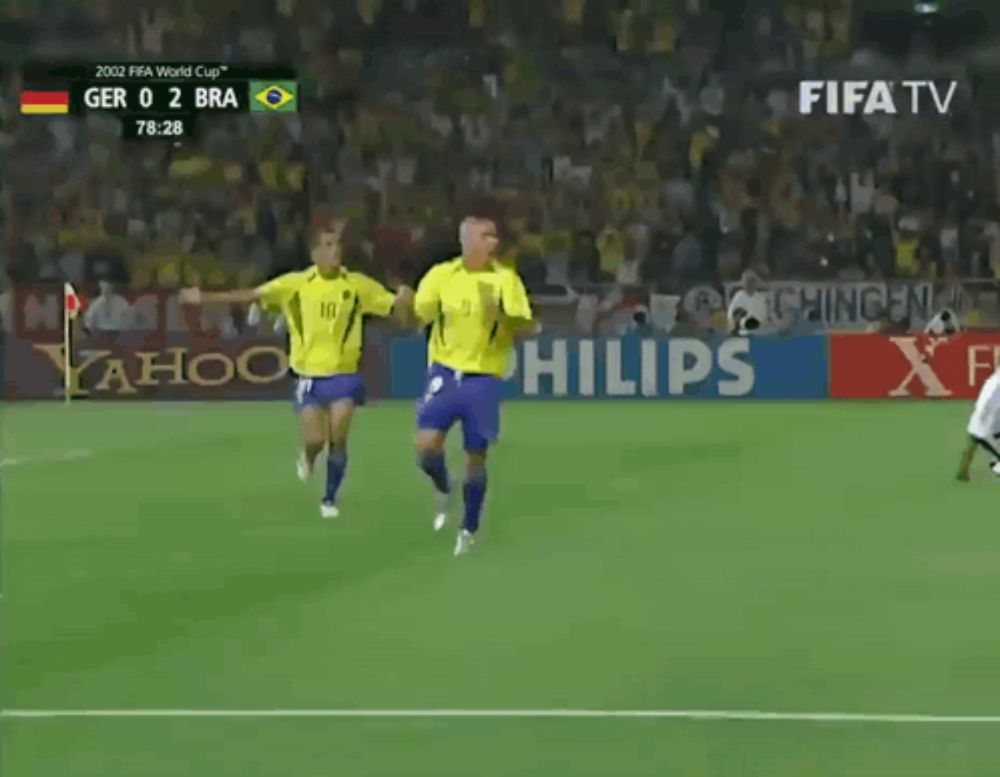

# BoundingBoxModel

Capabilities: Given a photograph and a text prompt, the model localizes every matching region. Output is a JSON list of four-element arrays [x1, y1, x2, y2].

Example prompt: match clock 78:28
[[121, 116, 195, 140]]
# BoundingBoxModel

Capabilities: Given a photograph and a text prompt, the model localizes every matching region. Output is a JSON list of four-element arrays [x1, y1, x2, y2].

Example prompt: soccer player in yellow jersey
[[413, 214, 535, 556], [181, 220, 413, 519]]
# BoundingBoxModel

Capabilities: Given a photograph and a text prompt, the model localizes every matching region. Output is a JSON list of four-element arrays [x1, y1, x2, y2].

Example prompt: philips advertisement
[[389, 335, 828, 400]]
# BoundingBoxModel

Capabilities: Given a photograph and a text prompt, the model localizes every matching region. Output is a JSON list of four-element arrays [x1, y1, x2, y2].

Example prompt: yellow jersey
[[257, 293, 305, 374], [414, 257, 533, 377], [596, 225, 625, 275], [896, 239, 918, 276], [256, 266, 395, 376]]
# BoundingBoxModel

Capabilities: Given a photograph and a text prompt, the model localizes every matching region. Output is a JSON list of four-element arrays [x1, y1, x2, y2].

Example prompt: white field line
[[0, 449, 92, 468], [2, 708, 1000, 724]]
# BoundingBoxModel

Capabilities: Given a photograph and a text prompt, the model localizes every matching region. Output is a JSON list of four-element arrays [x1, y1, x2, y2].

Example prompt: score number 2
[[136, 86, 182, 110]]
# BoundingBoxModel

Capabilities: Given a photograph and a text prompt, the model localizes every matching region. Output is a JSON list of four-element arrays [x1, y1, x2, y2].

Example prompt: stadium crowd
[[3, 0, 1000, 334]]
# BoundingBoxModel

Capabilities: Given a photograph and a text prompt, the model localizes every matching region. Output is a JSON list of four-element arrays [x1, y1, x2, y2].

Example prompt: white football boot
[[454, 529, 474, 557], [320, 500, 340, 520]]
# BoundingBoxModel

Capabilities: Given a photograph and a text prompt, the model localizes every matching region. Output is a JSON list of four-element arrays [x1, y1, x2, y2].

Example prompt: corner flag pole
[[63, 283, 80, 405]]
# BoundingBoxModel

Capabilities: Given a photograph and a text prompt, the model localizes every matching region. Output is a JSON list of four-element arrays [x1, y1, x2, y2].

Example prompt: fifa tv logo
[[798, 80, 958, 116]]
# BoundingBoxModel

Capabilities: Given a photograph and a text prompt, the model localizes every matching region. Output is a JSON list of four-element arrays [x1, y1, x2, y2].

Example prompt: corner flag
[[64, 283, 82, 319], [62, 283, 83, 403]]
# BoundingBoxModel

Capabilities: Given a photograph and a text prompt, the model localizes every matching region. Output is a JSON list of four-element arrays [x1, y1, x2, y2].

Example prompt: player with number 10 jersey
[[181, 219, 413, 518]]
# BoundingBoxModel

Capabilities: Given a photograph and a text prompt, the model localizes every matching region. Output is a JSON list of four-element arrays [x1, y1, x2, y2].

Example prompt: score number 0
[[137, 86, 182, 110]]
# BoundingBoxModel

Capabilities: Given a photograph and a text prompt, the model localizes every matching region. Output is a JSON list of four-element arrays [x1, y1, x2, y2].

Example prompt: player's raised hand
[[390, 284, 415, 326], [179, 287, 202, 305], [511, 320, 542, 340]]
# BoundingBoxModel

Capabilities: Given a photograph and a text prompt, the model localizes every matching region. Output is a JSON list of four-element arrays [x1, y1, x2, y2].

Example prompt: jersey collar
[[457, 256, 497, 272], [313, 265, 348, 280]]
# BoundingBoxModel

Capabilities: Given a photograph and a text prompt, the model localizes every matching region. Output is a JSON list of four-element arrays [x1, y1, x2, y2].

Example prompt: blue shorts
[[293, 374, 366, 413], [416, 363, 501, 452]]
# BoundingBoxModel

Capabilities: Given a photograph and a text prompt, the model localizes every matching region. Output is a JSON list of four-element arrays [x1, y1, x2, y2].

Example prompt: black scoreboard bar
[[80, 82, 249, 113], [22, 62, 296, 82], [20, 62, 298, 140]]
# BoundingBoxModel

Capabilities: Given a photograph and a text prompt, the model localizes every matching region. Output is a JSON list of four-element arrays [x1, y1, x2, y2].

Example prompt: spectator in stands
[[596, 219, 625, 280], [570, 229, 601, 286], [84, 280, 131, 333], [727, 270, 771, 335], [642, 228, 674, 291], [671, 219, 705, 282], [619, 304, 651, 336], [895, 218, 920, 277], [939, 216, 959, 273]]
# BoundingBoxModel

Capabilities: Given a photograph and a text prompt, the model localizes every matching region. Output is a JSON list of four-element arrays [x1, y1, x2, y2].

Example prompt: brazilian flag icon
[[250, 81, 297, 112]]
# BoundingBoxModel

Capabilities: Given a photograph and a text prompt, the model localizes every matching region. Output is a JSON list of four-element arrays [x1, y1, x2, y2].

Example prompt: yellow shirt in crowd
[[895, 239, 918, 276]]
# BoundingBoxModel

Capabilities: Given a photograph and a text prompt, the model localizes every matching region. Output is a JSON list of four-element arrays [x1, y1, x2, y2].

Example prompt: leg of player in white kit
[[957, 435, 1000, 481], [958, 370, 1000, 482], [959, 413, 1000, 481]]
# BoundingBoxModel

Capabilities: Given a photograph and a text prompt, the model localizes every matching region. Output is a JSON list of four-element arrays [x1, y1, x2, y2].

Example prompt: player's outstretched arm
[[354, 273, 415, 327], [957, 439, 976, 482], [183, 272, 302, 309], [179, 287, 259, 306]]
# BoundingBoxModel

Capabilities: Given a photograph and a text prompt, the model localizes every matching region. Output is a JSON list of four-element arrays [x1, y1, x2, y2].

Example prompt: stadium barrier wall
[[14, 328, 1000, 402], [6, 329, 390, 401], [388, 335, 829, 399], [829, 332, 1000, 399], [5, 332, 297, 400]]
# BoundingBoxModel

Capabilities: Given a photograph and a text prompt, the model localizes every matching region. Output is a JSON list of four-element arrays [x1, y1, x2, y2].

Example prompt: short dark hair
[[461, 198, 505, 240]]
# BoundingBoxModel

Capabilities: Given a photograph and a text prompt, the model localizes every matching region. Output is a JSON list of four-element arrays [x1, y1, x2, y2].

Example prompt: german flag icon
[[21, 90, 70, 115]]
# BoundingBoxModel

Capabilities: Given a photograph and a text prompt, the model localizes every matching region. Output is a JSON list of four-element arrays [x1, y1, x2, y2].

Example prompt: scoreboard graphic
[[19, 62, 298, 140]]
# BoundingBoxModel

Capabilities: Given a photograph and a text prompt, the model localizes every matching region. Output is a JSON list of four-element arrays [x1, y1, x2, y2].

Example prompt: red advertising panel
[[6, 286, 391, 400], [830, 332, 1000, 399], [6, 333, 293, 400]]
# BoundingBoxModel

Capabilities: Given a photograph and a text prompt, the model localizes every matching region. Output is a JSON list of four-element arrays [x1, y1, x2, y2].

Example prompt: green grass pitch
[[4, 399, 1000, 776]]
